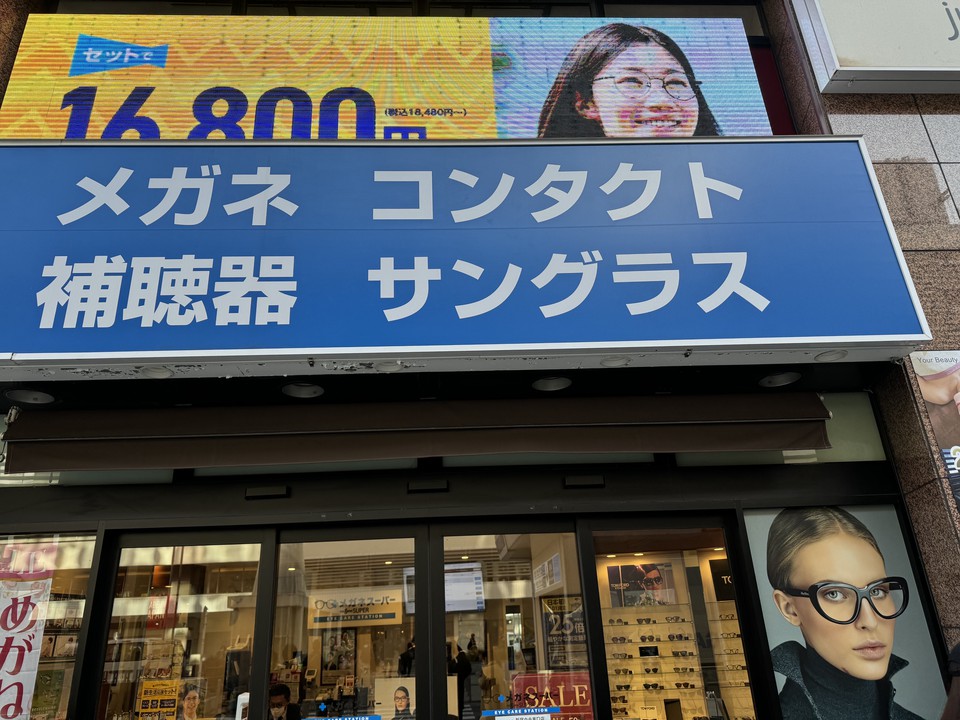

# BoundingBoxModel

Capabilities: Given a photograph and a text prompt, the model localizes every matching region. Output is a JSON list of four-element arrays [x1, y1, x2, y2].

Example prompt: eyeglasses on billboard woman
[[537, 23, 720, 139], [767, 507, 922, 720]]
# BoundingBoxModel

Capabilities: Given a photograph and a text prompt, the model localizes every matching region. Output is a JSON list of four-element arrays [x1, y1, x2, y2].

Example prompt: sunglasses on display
[[614, 668, 633, 675], [611, 637, 628, 643], [726, 664, 746, 671], [642, 683, 662, 690], [611, 695, 628, 703], [608, 618, 627, 625], [639, 635, 660, 642], [668, 633, 689, 641], [612, 709, 628, 716], [665, 616, 685, 622], [675, 682, 696, 689], [643, 667, 659, 674], [674, 667, 695, 673], [720, 633, 741, 639], [612, 653, 634, 659], [778, 576, 909, 624], [636, 618, 656, 624], [615, 684, 631, 691], [719, 613, 737, 620], [672, 650, 692, 657]]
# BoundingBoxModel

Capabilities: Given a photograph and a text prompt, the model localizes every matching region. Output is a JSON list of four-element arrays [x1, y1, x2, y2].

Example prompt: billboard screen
[[0, 15, 771, 141]]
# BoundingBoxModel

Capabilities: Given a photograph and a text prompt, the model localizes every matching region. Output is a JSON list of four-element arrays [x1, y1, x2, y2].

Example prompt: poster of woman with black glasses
[[744, 506, 944, 720]]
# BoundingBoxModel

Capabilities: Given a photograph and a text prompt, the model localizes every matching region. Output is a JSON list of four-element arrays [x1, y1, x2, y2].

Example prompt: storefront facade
[[0, 2, 959, 720]]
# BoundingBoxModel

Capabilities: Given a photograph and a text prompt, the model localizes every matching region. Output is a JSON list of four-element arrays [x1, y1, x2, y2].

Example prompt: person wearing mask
[[268, 683, 302, 720]]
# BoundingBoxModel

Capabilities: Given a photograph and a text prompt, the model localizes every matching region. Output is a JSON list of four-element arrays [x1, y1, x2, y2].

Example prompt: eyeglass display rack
[[705, 600, 754, 720], [604, 602, 711, 720]]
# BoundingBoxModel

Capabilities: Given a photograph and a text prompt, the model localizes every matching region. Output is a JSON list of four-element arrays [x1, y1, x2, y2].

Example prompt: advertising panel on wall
[[743, 506, 945, 720], [910, 351, 960, 504], [792, 0, 960, 92], [0, 138, 929, 377], [0, 15, 771, 140]]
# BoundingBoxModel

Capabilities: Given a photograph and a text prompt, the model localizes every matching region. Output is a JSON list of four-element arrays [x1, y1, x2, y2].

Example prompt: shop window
[[97, 543, 261, 720], [270, 538, 416, 718], [0, 533, 94, 720], [594, 528, 756, 720], [442, 532, 590, 720]]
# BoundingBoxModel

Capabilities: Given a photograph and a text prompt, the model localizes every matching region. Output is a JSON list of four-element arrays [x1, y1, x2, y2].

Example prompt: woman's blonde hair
[[766, 507, 882, 590]]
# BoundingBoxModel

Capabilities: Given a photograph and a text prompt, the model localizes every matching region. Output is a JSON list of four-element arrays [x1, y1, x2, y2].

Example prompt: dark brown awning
[[2, 393, 831, 472]]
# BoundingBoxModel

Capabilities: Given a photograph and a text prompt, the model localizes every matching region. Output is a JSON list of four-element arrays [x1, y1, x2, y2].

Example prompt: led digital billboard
[[0, 15, 771, 140]]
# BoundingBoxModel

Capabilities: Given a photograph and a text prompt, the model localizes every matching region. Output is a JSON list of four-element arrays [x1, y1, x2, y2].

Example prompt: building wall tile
[[904, 252, 960, 349], [824, 94, 937, 163], [903, 475, 960, 634], [877, 363, 947, 495], [874, 163, 960, 250], [917, 95, 960, 164]]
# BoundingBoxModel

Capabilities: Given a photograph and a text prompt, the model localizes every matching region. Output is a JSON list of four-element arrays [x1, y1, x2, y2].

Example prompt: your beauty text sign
[[0, 138, 928, 366], [0, 15, 770, 140]]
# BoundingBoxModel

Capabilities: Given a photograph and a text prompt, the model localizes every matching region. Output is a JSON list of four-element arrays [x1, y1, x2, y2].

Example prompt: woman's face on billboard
[[773, 532, 895, 680], [580, 43, 699, 138]]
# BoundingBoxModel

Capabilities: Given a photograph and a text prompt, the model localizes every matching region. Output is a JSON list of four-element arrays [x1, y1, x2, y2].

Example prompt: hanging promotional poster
[[0, 15, 771, 141], [510, 671, 593, 720], [743, 505, 944, 720], [540, 595, 588, 670], [910, 351, 960, 502], [0, 539, 56, 720], [135, 678, 180, 720], [607, 562, 676, 607]]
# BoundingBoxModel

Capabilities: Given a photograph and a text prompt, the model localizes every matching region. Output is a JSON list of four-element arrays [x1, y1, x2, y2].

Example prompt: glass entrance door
[[269, 536, 418, 719], [96, 540, 264, 720], [440, 530, 589, 720]]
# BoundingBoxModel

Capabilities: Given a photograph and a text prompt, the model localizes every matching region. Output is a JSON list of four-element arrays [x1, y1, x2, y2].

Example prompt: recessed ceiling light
[[633, 553, 644, 557], [606, 554, 617, 558], [758, 371, 801, 388], [287, 567, 297, 572], [139, 366, 174, 379], [4, 389, 55, 405], [461, 555, 469, 560], [384, 561, 393, 565], [815, 349, 848, 363], [713, 547, 724, 552], [532, 376, 572, 392], [281, 382, 324, 399]]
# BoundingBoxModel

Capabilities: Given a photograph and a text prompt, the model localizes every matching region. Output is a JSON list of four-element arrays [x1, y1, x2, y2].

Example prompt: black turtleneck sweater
[[771, 640, 923, 720]]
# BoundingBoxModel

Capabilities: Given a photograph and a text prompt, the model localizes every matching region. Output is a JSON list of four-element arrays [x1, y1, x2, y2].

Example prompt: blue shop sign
[[0, 139, 929, 366]]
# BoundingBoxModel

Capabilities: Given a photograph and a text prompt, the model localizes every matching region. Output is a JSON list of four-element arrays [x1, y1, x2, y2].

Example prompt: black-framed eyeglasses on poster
[[743, 505, 944, 720]]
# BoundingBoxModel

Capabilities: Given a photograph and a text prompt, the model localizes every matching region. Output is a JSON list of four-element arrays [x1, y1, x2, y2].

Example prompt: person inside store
[[177, 683, 201, 720], [767, 506, 922, 719], [398, 638, 416, 677], [268, 683, 302, 720], [537, 23, 720, 139], [392, 685, 414, 719]]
